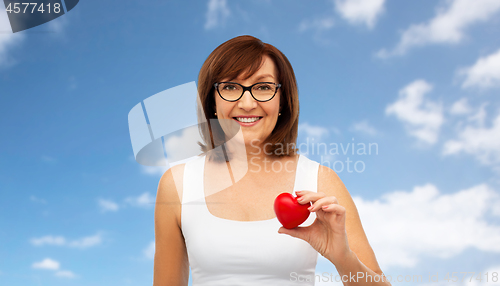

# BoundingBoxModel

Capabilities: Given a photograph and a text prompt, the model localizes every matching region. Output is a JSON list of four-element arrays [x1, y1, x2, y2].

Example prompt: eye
[[222, 84, 238, 91], [255, 83, 272, 91]]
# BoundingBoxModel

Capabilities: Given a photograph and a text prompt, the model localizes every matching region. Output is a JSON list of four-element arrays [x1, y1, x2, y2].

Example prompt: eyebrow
[[227, 74, 275, 82], [254, 74, 275, 81]]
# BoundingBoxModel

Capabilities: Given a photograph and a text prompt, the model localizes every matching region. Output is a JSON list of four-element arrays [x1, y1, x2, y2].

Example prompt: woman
[[153, 35, 390, 286]]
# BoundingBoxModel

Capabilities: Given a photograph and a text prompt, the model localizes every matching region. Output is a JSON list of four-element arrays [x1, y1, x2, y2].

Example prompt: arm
[[153, 165, 189, 286], [318, 165, 390, 286]]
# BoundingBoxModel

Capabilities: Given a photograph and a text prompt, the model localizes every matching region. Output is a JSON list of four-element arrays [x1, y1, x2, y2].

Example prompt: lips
[[233, 116, 262, 117], [232, 116, 263, 119], [232, 116, 263, 123]]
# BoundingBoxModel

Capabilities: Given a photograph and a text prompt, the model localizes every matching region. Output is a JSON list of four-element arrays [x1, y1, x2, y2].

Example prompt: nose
[[237, 90, 258, 111]]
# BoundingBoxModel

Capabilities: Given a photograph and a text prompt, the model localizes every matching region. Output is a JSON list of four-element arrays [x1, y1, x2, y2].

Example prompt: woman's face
[[214, 55, 281, 151]]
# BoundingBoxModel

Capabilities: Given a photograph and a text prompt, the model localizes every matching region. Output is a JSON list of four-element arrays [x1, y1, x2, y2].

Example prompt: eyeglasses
[[214, 82, 281, 102]]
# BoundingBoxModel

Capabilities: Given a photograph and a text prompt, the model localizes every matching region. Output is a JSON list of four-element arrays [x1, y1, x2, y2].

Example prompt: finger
[[305, 196, 338, 210], [296, 191, 328, 204], [321, 204, 345, 214], [319, 204, 347, 224], [277, 226, 311, 242], [295, 190, 313, 197], [321, 203, 345, 215], [295, 190, 314, 204]]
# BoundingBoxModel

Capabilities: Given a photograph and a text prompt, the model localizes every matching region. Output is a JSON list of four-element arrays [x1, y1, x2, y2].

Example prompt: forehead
[[226, 55, 278, 81]]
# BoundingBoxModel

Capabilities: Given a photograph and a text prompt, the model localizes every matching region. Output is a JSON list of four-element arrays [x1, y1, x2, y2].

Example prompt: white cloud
[[55, 270, 76, 278], [334, 0, 386, 29], [350, 120, 378, 135], [136, 125, 205, 177], [298, 17, 335, 33], [98, 198, 119, 212], [471, 265, 500, 286], [32, 258, 77, 278], [443, 111, 500, 165], [204, 0, 230, 30], [124, 192, 156, 208], [143, 241, 155, 260], [386, 80, 444, 144], [99, 192, 158, 212], [163, 126, 203, 164], [0, 6, 25, 67], [298, 16, 336, 46], [30, 235, 66, 246], [30, 233, 102, 249], [32, 258, 60, 270], [354, 183, 500, 269], [459, 48, 500, 89], [377, 0, 500, 58], [67, 233, 102, 248], [416, 264, 500, 286], [141, 164, 169, 176], [449, 97, 472, 115], [299, 122, 330, 141], [467, 102, 488, 126]]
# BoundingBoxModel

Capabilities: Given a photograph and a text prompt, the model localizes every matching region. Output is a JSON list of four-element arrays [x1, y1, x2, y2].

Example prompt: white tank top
[[180, 154, 320, 285]]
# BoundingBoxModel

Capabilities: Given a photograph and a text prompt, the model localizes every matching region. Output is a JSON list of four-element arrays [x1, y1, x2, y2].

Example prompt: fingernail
[[322, 205, 328, 209], [308, 205, 313, 210]]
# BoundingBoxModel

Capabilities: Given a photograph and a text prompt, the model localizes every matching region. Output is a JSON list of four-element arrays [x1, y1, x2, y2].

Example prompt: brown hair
[[196, 35, 299, 161]]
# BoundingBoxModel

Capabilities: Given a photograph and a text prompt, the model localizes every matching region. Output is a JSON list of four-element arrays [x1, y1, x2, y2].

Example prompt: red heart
[[274, 192, 311, 229]]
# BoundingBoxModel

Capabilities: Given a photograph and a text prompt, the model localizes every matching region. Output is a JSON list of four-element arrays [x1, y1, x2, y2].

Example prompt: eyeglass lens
[[218, 82, 277, 101]]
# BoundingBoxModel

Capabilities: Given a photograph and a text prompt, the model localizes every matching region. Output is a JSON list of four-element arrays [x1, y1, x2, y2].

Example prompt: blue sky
[[1, 0, 500, 285]]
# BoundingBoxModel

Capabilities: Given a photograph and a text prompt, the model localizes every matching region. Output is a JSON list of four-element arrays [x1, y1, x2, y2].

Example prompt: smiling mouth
[[232, 117, 263, 123]]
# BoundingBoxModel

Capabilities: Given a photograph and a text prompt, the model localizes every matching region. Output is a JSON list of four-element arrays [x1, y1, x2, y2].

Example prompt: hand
[[277, 190, 352, 266]]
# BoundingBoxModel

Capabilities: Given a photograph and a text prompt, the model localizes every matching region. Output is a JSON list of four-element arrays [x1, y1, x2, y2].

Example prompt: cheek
[[262, 105, 280, 118], [270, 98, 281, 114], [215, 99, 235, 116], [214, 92, 220, 107], [214, 94, 224, 110]]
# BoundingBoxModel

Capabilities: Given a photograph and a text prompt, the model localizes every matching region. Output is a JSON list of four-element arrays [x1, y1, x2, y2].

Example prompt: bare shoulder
[[317, 164, 356, 221], [317, 164, 384, 274], [154, 163, 190, 285], [317, 165, 351, 203], [156, 163, 187, 227]]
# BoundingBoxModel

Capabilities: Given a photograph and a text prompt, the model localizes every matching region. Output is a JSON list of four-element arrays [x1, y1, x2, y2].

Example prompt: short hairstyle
[[197, 35, 299, 161]]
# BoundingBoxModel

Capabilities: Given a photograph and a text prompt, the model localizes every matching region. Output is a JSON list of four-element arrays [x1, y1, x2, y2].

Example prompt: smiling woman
[[196, 35, 300, 161], [153, 35, 391, 286]]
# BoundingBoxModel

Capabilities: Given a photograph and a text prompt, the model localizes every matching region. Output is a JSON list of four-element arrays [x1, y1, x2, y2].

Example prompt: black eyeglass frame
[[214, 82, 282, 102]]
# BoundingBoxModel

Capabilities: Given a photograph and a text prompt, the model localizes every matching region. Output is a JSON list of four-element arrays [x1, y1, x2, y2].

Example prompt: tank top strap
[[293, 154, 320, 196], [181, 155, 206, 205]]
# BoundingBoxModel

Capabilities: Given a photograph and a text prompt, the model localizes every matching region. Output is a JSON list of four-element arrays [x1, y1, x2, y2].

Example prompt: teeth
[[235, 117, 261, 123]]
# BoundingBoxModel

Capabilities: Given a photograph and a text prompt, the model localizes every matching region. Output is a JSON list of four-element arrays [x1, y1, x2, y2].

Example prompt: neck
[[223, 141, 278, 179]]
